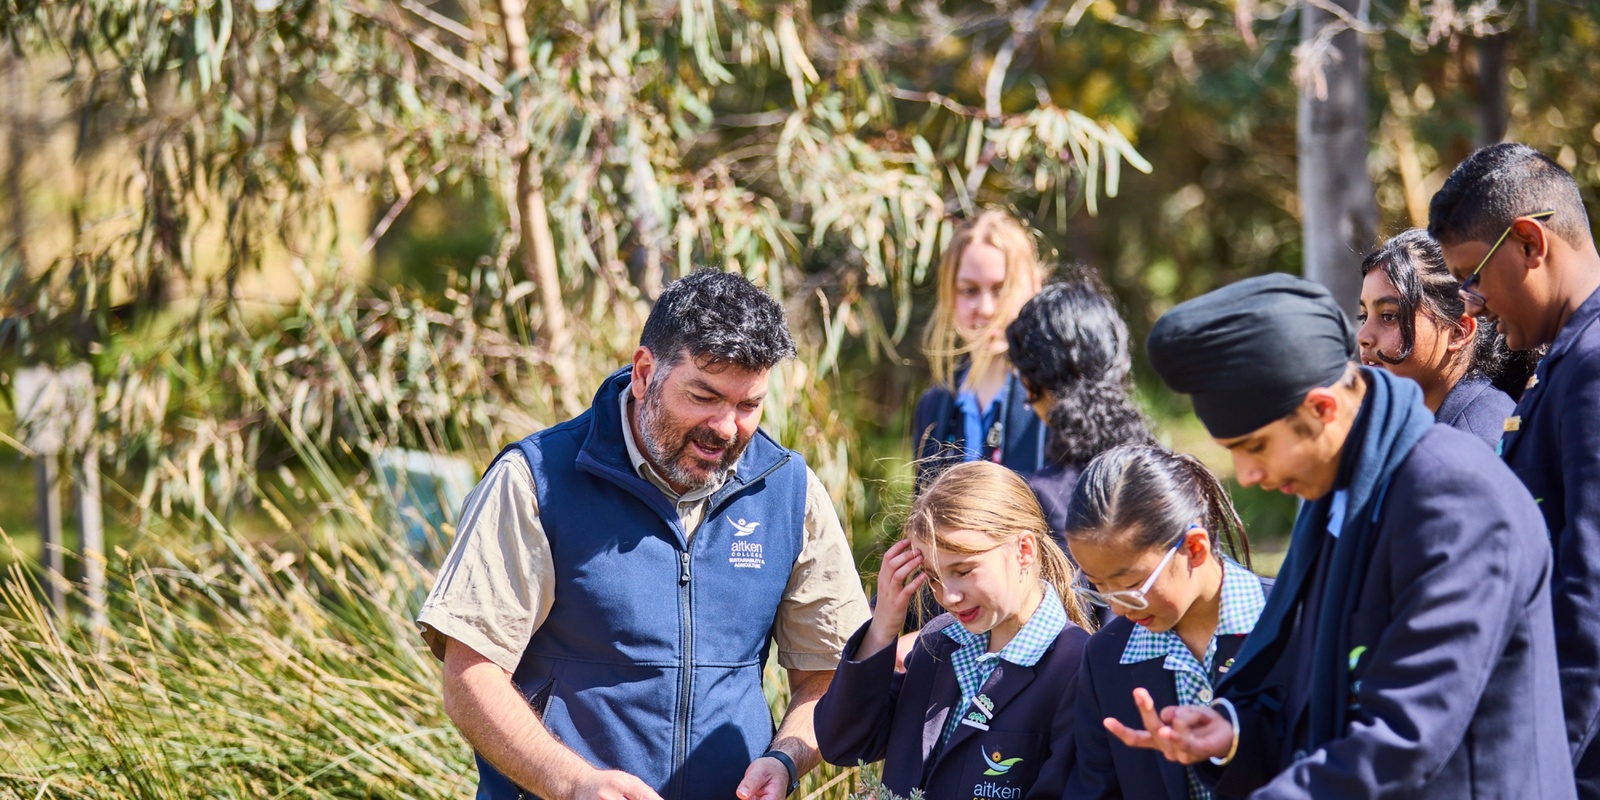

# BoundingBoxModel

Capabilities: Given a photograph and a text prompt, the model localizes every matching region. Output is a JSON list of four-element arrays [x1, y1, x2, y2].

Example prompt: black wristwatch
[[760, 749, 799, 795]]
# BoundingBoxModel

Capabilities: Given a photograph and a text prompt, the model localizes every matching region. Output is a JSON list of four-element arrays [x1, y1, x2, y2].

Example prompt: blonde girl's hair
[[903, 460, 1093, 631], [923, 210, 1045, 389]]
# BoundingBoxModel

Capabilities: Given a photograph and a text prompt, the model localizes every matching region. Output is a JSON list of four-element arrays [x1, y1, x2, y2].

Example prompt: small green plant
[[845, 762, 924, 800]]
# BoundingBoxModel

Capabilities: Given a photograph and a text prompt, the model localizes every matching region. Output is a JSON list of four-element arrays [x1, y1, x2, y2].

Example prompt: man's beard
[[638, 377, 748, 492]]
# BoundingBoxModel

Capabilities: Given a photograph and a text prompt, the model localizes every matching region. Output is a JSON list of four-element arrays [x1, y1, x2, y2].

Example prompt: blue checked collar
[[943, 581, 1067, 669], [1120, 556, 1265, 667]]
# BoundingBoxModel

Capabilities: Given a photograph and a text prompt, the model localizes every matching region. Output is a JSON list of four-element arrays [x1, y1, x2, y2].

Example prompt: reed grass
[[0, 519, 887, 799]]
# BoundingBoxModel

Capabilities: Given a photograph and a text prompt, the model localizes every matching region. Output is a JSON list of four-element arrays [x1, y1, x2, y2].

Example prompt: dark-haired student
[[1005, 277, 1156, 542], [1356, 228, 1516, 449], [1430, 142, 1600, 799], [1108, 273, 1573, 799], [1062, 445, 1266, 800]]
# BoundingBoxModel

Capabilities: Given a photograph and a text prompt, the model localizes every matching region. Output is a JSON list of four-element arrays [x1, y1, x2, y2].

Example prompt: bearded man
[[418, 270, 870, 800]]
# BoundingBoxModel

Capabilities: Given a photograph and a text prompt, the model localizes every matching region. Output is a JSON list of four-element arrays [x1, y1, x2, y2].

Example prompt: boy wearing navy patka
[[1108, 273, 1574, 799]]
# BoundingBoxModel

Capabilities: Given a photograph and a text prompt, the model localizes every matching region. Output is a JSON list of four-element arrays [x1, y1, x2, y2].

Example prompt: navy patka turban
[[1147, 273, 1356, 439]]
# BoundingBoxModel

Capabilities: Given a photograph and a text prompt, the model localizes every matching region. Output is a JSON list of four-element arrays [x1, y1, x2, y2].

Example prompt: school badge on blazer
[[982, 747, 1022, 776]]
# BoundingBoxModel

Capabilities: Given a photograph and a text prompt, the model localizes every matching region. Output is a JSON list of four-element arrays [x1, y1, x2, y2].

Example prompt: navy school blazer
[[911, 370, 1045, 490], [1433, 369, 1514, 452], [1066, 574, 1272, 800], [1201, 425, 1574, 799], [1500, 284, 1600, 797], [814, 613, 1089, 800]]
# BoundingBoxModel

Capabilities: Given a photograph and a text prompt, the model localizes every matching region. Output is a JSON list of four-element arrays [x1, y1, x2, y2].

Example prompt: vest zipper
[[672, 547, 693, 800]]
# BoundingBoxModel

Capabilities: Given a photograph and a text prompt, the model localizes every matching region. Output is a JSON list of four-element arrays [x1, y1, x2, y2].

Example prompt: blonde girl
[[815, 461, 1091, 800], [914, 210, 1047, 488]]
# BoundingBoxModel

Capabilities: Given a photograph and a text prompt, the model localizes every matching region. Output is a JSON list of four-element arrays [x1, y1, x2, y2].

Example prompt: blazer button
[[1293, 749, 1308, 761], [1198, 687, 1213, 703]]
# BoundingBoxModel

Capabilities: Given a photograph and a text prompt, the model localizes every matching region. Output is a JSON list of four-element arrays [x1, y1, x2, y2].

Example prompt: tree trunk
[[498, 0, 580, 415], [5, 42, 28, 271], [1297, 0, 1377, 315], [1476, 34, 1509, 148]]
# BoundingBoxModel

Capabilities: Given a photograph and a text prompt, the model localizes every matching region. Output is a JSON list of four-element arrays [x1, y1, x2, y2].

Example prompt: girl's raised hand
[[860, 538, 926, 659]]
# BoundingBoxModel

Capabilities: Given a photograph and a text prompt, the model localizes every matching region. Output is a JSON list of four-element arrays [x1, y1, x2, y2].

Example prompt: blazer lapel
[[1501, 358, 1555, 461], [923, 663, 959, 765], [1214, 633, 1249, 682], [920, 635, 962, 766], [939, 659, 1039, 760]]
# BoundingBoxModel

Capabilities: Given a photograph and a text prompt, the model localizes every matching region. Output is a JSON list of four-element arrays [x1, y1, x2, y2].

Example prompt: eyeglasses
[[1458, 210, 1555, 311], [1074, 524, 1199, 612]]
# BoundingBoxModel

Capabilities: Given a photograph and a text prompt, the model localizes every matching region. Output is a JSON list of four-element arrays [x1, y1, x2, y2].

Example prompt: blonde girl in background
[[814, 461, 1092, 800], [913, 210, 1048, 490]]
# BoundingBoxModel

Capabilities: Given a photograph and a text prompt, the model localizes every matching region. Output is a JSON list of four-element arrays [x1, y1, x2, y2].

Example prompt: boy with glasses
[[1105, 273, 1572, 799], [1430, 142, 1600, 799]]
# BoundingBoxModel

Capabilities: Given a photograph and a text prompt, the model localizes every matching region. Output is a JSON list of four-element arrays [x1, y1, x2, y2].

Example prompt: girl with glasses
[[815, 460, 1092, 800], [1061, 445, 1264, 800], [1356, 228, 1530, 449]]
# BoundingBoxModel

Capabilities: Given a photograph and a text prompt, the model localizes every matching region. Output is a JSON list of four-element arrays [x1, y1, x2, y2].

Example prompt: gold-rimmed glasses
[[1458, 210, 1555, 311]]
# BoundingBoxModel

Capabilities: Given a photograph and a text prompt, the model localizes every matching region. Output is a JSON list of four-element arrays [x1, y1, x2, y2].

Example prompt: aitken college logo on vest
[[728, 516, 765, 569]]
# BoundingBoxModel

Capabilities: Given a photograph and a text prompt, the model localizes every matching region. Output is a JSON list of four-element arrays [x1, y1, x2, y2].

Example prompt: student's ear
[[1446, 314, 1478, 353], [1511, 215, 1552, 272], [1017, 531, 1038, 570], [1183, 527, 1212, 569], [1303, 387, 1339, 427]]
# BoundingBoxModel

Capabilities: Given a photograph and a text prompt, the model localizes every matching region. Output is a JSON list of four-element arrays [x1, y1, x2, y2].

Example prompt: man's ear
[[1445, 314, 1477, 354], [631, 347, 655, 400]]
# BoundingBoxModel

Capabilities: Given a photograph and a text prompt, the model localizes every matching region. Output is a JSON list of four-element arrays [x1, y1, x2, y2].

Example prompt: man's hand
[[734, 756, 791, 800], [1103, 687, 1234, 765], [569, 769, 664, 800], [443, 638, 663, 799]]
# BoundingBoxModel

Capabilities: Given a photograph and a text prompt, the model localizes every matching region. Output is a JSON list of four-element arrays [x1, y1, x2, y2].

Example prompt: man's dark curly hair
[[639, 269, 796, 371], [1006, 276, 1154, 466], [1429, 142, 1592, 248]]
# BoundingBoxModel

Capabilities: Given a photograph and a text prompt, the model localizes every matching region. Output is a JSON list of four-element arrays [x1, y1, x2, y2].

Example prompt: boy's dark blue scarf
[[1216, 368, 1434, 750]]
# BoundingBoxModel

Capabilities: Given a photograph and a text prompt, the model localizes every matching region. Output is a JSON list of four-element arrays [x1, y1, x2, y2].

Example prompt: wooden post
[[77, 446, 106, 633], [15, 364, 99, 623], [33, 451, 65, 616]]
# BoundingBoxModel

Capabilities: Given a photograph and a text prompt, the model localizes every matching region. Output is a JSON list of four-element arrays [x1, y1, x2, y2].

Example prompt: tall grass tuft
[[0, 527, 472, 798], [0, 522, 880, 799]]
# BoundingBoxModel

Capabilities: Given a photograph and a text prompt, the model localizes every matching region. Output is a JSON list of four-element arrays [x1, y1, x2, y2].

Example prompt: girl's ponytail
[[1176, 452, 1251, 569]]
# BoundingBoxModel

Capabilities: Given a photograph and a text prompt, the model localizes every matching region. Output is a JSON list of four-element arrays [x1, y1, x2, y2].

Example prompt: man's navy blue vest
[[474, 367, 808, 800]]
